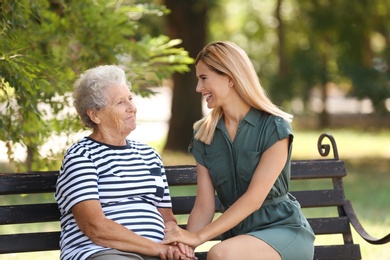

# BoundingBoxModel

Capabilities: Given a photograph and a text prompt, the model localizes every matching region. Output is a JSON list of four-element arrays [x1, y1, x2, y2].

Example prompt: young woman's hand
[[163, 226, 202, 249]]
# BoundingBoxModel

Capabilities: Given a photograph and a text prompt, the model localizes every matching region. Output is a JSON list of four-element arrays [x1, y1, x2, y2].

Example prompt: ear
[[228, 77, 234, 88], [87, 109, 101, 125]]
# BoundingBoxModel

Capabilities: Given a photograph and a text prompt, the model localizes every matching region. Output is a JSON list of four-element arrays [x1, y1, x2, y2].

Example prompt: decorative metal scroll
[[317, 133, 339, 160]]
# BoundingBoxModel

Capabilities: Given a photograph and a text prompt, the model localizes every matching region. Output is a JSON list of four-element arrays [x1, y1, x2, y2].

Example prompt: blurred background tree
[[163, 0, 390, 152], [0, 0, 193, 171], [163, 0, 216, 151]]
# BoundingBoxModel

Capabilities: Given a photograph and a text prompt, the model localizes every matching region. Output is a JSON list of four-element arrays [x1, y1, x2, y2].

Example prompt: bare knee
[[207, 243, 228, 260], [206, 235, 281, 260]]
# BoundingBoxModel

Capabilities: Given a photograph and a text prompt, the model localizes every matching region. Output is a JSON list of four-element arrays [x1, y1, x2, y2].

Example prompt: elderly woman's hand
[[158, 245, 197, 260], [176, 242, 196, 260]]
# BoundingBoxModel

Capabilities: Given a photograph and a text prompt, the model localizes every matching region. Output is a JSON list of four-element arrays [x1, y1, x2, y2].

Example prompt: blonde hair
[[194, 41, 293, 144]]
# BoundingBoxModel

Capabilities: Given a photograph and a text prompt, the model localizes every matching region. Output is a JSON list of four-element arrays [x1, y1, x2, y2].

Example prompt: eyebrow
[[112, 94, 130, 104]]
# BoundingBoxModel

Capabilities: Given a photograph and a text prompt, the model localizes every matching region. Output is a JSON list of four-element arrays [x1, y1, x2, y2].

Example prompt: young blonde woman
[[163, 41, 315, 260]]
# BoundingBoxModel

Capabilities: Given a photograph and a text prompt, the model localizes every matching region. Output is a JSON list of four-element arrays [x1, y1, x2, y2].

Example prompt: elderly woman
[[55, 65, 193, 260]]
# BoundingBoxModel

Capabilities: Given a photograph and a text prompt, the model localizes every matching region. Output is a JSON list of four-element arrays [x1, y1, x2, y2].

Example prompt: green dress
[[189, 108, 315, 260]]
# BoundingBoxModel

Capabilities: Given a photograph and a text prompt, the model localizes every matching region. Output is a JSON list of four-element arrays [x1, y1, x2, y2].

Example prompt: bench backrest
[[0, 134, 362, 259]]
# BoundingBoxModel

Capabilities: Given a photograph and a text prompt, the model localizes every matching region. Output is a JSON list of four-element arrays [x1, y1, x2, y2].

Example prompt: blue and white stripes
[[55, 137, 171, 260]]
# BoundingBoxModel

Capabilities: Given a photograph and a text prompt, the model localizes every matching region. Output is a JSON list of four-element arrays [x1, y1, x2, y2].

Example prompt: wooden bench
[[0, 133, 389, 259]]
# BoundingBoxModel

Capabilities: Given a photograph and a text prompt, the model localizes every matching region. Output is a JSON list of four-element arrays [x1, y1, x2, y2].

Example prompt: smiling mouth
[[126, 114, 136, 120], [205, 94, 212, 102]]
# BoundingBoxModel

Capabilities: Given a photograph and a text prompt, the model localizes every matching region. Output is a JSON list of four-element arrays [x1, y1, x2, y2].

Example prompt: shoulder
[[247, 109, 293, 141], [63, 137, 96, 159], [127, 139, 157, 153], [127, 139, 163, 162], [251, 109, 291, 129]]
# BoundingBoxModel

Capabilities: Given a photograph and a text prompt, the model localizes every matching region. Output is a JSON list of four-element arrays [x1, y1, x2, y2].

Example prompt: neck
[[89, 129, 128, 146], [222, 100, 251, 125]]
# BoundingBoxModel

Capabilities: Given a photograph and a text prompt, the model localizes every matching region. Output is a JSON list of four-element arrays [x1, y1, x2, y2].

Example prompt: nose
[[196, 81, 203, 93], [126, 99, 136, 113]]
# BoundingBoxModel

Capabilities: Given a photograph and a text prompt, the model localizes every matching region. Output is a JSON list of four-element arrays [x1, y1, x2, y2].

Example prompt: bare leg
[[207, 235, 281, 260]]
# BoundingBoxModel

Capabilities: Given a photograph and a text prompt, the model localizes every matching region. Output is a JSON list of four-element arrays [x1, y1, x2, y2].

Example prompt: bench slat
[[290, 160, 346, 179], [171, 196, 195, 214], [0, 204, 60, 225], [0, 209, 354, 237], [291, 190, 345, 207], [0, 191, 346, 224], [314, 244, 361, 260], [171, 196, 223, 215], [0, 172, 58, 195], [0, 232, 61, 254], [0, 161, 347, 195], [194, 252, 207, 260], [165, 166, 197, 185], [308, 217, 351, 235]]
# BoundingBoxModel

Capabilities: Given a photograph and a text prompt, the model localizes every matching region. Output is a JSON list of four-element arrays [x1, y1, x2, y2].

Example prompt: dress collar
[[217, 107, 260, 129]]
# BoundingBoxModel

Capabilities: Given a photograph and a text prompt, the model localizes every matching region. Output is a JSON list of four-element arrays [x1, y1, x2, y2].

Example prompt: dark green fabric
[[189, 108, 315, 260]]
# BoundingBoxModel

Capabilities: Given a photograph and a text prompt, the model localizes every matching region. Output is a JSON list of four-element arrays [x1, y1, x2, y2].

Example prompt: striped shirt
[[55, 137, 172, 260]]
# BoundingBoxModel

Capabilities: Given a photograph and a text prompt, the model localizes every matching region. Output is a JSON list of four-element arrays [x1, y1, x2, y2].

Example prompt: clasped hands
[[160, 226, 202, 260]]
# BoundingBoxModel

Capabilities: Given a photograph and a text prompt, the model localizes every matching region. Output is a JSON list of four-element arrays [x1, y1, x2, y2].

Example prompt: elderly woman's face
[[95, 84, 137, 136]]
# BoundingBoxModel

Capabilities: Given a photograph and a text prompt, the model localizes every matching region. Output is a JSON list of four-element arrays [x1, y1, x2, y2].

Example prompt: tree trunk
[[163, 0, 209, 152], [271, 0, 291, 105], [319, 82, 329, 128], [26, 145, 35, 172], [319, 53, 330, 128], [275, 0, 288, 78]]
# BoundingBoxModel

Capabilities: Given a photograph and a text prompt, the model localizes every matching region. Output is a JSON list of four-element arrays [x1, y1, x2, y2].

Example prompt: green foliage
[[309, 0, 390, 112], [124, 36, 194, 96], [208, 0, 390, 114], [0, 0, 193, 171]]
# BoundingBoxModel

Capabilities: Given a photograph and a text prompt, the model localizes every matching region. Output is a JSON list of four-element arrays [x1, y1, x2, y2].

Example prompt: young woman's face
[[95, 84, 137, 136], [195, 61, 232, 108]]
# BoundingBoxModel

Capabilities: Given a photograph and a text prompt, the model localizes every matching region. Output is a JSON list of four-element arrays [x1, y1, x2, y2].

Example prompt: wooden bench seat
[[1, 133, 389, 259]]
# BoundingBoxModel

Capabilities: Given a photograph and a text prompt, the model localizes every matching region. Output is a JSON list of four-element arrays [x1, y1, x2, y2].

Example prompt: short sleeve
[[263, 116, 293, 152], [55, 153, 99, 214], [156, 165, 173, 208], [188, 136, 206, 167]]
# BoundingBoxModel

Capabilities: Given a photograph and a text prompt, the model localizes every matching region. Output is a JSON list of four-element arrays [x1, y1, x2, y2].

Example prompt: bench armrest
[[344, 200, 390, 245]]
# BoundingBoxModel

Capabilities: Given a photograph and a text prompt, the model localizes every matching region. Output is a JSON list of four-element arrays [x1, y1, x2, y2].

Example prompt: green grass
[[1, 129, 389, 259], [292, 128, 390, 160]]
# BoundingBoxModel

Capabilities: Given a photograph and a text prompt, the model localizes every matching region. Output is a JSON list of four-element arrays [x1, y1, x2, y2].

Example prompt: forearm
[[195, 192, 262, 243], [85, 217, 164, 256], [187, 204, 214, 233], [187, 163, 216, 233]]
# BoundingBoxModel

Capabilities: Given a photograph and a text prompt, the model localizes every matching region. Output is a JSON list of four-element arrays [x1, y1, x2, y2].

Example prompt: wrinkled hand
[[177, 242, 196, 260], [163, 226, 201, 249], [159, 245, 197, 260]]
